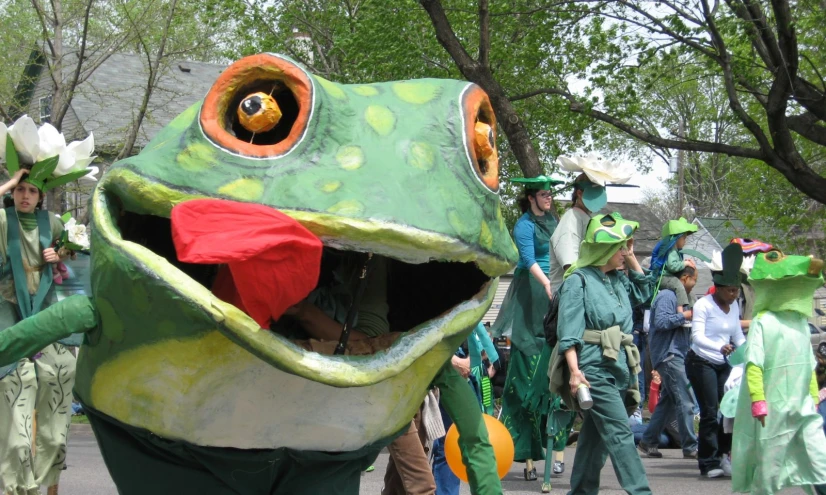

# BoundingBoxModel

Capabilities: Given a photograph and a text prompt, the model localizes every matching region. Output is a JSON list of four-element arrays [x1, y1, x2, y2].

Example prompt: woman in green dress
[[490, 175, 561, 480], [550, 212, 652, 495]]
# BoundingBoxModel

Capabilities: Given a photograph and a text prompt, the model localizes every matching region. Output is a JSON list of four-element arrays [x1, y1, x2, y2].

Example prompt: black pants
[[685, 351, 731, 474]]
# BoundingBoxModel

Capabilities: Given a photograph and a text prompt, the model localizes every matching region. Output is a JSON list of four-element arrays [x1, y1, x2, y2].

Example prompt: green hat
[[584, 212, 639, 245], [712, 243, 744, 287], [661, 217, 698, 239], [509, 175, 565, 191], [564, 212, 639, 279], [748, 250, 825, 316]]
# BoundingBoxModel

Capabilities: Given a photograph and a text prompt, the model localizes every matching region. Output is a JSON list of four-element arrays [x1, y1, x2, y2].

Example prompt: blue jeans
[[433, 404, 459, 495], [642, 355, 698, 454], [634, 332, 647, 404]]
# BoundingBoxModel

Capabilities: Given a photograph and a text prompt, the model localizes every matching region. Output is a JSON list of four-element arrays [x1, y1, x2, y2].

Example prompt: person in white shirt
[[686, 244, 746, 479]]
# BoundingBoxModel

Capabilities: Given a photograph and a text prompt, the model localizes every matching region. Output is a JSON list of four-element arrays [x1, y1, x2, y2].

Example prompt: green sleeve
[[557, 271, 586, 353], [434, 363, 501, 494], [0, 295, 97, 367], [664, 249, 684, 274], [623, 269, 652, 308], [746, 363, 765, 402], [353, 257, 389, 338], [811, 372, 819, 403]]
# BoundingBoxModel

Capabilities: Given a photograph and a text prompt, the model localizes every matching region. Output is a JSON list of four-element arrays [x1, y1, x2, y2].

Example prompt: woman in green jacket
[[552, 212, 652, 495]]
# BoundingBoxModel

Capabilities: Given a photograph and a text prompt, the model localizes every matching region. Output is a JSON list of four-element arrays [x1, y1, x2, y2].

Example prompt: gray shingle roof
[[70, 53, 226, 150]]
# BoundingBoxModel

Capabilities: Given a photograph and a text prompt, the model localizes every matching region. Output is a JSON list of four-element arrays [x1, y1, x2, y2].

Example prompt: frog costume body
[[732, 251, 826, 495], [0, 53, 518, 494]]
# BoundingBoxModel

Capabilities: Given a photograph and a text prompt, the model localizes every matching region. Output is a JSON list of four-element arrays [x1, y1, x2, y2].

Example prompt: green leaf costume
[[732, 251, 826, 494]]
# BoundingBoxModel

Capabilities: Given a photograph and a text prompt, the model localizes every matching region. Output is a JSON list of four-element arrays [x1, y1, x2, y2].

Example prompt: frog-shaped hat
[[564, 212, 639, 278], [748, 250, 825, 315]]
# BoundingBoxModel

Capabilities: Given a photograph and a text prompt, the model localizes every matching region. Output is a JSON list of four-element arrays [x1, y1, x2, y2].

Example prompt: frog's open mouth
[[94, 169, 506, 386]]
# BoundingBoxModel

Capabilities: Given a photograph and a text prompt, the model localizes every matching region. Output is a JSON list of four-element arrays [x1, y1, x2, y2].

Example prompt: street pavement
[[60, 424, 799, 494]]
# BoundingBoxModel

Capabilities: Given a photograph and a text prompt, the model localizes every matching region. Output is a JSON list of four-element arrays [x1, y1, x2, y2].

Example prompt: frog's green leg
[[82, 402, 390, 495], [0, 295, 97, 368], [434, 363, 502, 494]]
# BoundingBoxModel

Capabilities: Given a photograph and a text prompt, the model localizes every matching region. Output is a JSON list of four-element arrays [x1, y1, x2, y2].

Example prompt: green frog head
[[748, 249, 824, 316], [77, 53, 517, 451]]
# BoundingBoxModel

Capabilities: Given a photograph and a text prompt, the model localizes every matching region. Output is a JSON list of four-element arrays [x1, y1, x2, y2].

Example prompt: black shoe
[[524, 467, 537, 480], [566, 430, 579, 446], [637, 442, 663, 458], [553, 461, 565, 475]]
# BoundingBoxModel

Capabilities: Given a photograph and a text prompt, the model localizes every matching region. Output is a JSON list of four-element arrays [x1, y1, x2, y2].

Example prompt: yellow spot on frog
[[328, 200, 364, 216], [218, 178, 264, 200], [176, 142, 215, 172], [352, 86, 379, 97], [336, 145, 364, 170], [392, 82, 440, 104], [97, 298, 124, 343], [320, 181, 342, 193], [447, 209, 474, 240], [315, 76, 347, 100], [479, 221, 493, 250], [365, 106, 396, 136], [408, 142, 436, 170]]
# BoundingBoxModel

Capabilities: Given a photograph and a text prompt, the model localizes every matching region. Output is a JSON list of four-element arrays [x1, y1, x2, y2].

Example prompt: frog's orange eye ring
[[463, 85, 499, 192], [200, 53, 312, 158]]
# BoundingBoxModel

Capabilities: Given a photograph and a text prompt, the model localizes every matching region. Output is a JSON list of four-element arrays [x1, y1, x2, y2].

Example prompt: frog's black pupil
[[241, 96, 262, 116]]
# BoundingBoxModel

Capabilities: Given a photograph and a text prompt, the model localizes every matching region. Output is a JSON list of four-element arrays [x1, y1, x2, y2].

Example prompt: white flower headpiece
[[555, 154, 635, 186], [0, 115, 97, 190]]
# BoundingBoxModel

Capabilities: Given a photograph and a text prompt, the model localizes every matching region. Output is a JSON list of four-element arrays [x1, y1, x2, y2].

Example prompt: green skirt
[[490, 269, 549, 357], [499, 349, 547, 462]]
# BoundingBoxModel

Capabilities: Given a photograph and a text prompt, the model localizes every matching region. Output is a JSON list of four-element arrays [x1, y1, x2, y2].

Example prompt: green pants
[[0, 344, 76, 494], [568, 367, 651, 495]]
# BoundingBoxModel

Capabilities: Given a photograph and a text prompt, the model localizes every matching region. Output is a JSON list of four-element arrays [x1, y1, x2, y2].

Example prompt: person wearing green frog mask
[[0, 116, 96, 495], [731, 250, 826, 495], [548, 212, 652, 495]]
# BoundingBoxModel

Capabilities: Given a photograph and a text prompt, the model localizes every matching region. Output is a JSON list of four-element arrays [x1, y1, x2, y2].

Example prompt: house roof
[[694, 217, 750, 248], [70, 53, 226, 150]]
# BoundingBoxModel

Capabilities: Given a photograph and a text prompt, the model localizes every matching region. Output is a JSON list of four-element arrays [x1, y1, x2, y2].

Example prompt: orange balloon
[[444, 413, 514, 482]]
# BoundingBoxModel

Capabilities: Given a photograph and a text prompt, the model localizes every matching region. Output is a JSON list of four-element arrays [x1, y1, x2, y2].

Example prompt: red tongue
[[171, 198, 323, 328]]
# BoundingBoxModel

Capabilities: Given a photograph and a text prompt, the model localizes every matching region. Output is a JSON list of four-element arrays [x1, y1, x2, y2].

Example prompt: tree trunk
[[419, 0, 543, 177]]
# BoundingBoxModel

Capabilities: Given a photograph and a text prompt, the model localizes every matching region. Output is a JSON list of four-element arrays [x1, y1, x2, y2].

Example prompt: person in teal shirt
[[490, 175, 562, 481], [549, 212, 653, 495], [467, 323, 499, 415]]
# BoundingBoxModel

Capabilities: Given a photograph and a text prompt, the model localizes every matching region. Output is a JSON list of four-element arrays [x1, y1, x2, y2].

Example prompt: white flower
[[7, 115, 40, 164], [64, 218, 90, 250], [55, 132, 95, 177], [555, 154, 635, 185], [36, 123, 67, 163], [0, 122, 7, 161]]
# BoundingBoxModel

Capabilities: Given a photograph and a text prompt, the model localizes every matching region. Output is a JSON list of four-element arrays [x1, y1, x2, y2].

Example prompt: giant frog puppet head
[[74, 53, 517, 453]]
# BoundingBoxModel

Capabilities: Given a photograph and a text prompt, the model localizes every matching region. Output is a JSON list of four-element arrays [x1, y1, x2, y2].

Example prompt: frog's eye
[[764, 249, 785, 263], [463, 86, 499, 192], [200, 54, 312, 158]]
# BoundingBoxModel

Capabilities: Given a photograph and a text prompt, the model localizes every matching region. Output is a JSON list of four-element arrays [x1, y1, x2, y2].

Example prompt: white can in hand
[[577, 384, 593, 410]]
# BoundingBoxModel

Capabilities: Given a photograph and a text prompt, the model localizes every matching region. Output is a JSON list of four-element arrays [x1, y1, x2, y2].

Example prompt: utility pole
[[678, 118, 685, 217]]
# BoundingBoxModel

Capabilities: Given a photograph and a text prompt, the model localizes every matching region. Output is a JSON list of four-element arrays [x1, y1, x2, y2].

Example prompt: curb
[[70, 423, 94, 435]]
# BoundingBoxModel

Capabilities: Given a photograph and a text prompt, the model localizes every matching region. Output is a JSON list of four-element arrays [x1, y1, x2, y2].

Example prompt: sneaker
[[553, 461, 565, 475], [721, 455, 732, 476], [683, 450, 698, 459], [707, 468, 725, 478], [637, 442, 663, 458]]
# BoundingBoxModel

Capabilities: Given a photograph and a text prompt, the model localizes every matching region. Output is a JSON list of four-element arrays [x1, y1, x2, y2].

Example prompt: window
[[39, 95, 52, 124]]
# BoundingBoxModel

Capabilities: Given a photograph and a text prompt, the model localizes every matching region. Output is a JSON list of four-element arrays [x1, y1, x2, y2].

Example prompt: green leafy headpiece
[[0, 115, 97, 192]]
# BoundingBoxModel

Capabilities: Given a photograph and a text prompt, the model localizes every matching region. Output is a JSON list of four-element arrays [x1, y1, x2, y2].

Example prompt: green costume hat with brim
[[661, 217, 698, 239], [748, 250, 825, 316], [509, 175, 565, 191], [712, 243, 744, 286], [564, 212, 639, 279]]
